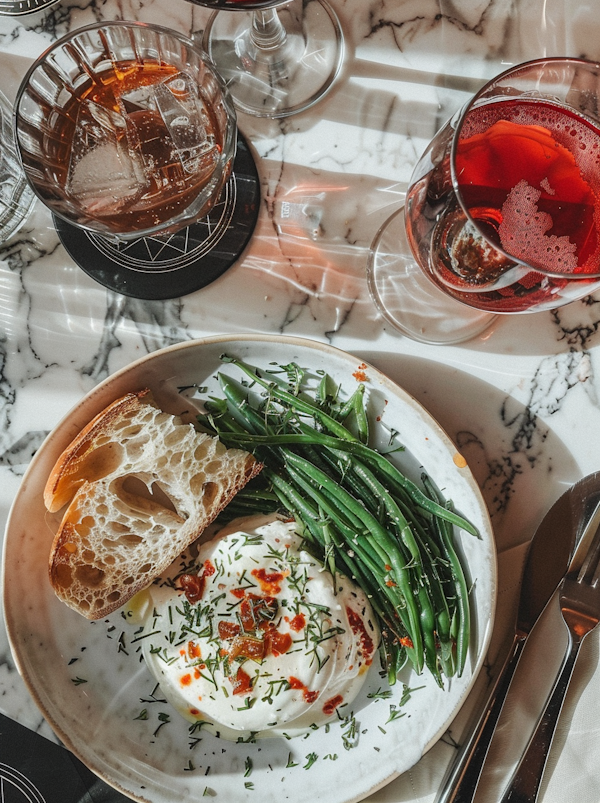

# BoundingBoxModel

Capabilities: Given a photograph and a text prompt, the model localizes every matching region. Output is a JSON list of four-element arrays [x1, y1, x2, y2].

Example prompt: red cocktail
[[369, 59, 600, 343]]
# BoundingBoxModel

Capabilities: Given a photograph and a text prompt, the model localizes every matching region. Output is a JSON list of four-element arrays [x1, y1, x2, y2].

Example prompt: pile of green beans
[[196, 355, 476, 687]]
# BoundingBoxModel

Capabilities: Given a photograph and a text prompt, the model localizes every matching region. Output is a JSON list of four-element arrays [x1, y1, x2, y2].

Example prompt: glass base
[[367, 206, 498, 345], [53, 132, 260, 300], [202, 0, 344, 118]]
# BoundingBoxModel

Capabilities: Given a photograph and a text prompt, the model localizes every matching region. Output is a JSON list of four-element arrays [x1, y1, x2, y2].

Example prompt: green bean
[[221, 430, 478, 536], [283, 463, 413, 623], [268, 468, 408, 643], [281, 465, 416, 668], [283, 450, 424, 672], [197, 356, 477, 684], [422, 475, 471, 677], [220, 355, 356, 441], [218, 357, 477, 531], [334, 384, 369, 444]]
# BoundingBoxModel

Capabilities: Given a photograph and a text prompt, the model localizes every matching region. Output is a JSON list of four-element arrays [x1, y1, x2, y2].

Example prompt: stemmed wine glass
[[368, 58, 600, 344], [191, 0, 344, 118]]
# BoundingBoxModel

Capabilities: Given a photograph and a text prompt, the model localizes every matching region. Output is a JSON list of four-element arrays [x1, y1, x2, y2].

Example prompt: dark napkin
[[0, 713, 133, 802]]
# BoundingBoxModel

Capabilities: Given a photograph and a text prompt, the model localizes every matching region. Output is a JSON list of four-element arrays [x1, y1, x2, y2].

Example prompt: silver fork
[[499, 517, 600, 803]]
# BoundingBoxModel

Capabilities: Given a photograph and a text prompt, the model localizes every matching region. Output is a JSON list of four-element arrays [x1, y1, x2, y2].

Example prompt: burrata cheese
[[129, 515, 379, 739]]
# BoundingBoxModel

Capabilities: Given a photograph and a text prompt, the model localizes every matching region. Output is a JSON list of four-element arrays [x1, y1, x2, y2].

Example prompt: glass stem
[[250, 9, 287, 51]]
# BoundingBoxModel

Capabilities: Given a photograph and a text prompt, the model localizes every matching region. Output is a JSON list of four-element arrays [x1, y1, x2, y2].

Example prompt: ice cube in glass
[[66, 98, 148, 217]]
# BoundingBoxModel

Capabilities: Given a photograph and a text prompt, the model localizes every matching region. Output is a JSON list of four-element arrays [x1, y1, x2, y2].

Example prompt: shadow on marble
[[455, 296, 600, 358]]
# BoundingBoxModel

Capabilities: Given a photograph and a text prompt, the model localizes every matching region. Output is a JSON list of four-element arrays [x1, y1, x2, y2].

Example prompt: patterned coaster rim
[[54, 131, 260, 300]]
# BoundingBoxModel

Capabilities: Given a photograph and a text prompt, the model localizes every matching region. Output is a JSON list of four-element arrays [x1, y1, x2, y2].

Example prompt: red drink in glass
[[405, 60, 600, 315]]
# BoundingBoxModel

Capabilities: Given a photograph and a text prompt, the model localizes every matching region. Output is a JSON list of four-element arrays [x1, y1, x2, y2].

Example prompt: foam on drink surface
[[456, 98, 600, 274]]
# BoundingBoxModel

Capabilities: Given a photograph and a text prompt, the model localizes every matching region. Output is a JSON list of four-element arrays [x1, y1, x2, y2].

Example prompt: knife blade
[[434, 470, 600, 803]]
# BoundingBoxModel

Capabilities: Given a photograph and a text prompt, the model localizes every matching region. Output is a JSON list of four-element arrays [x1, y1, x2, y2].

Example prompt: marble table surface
[[1, 1, 600, 802]]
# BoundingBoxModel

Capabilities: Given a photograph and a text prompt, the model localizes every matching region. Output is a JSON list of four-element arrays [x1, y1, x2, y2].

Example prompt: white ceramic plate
[[3, 334, 496, 803]]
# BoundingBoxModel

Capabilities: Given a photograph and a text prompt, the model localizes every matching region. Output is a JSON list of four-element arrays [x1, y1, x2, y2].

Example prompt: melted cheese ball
[[131, 516, 379, 739]]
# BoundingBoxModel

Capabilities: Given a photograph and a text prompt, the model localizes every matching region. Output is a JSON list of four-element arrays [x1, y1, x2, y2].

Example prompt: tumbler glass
[[14, 21, 237, 241], [0, 88, 35, 243]]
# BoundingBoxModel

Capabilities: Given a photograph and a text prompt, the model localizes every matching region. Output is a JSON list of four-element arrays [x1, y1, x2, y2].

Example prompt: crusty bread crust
[[44, 390, 262, 620]]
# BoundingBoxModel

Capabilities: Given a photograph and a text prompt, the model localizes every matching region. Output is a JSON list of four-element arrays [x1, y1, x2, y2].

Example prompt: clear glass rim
[[13, 20, 238, 242], [192, 0, 290, 9], [449, 56, 600, 280]]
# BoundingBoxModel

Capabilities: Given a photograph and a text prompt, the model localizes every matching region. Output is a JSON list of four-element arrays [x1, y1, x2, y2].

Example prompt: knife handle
[[434, 633, 526, 803], [498, 629, 582, 803]]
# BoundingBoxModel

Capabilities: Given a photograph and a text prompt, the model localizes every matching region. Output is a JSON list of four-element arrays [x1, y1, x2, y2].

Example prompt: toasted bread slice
[[44, 390, 262, 620]]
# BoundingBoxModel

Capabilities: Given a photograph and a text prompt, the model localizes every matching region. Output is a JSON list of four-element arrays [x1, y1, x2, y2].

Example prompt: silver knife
[[434, 471, 600, 803], [497, 498, 600, 803]]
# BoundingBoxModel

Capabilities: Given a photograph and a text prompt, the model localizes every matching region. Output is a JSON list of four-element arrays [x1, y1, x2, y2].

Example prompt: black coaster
[[53, 132, 260, 300], [0, 712, 130, 802]]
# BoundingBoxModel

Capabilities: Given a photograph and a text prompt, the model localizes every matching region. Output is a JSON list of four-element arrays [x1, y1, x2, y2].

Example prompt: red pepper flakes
[[284, 613, 306, 632], [180, 673, 192, 686], [218, 621, 241, 640], [230, 666, 253, 696], [229, 635, 265, 661], [179, 573, 205, 603], [264, 626, 293, 656], [352, 363, 369, 382], [188, 641, 201, 659], [251, 567, 289, 595], [322, 695, 344, 716], [399, 636, 414, 649], [346, 606, 375, 663], [288, 676, 319, 704], [239, 597, 256, 632]]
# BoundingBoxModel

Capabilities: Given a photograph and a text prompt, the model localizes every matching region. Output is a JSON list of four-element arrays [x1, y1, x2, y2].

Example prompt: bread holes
[[54, 563, 73, 589], [109, 521, 132, 534], [76, 442, 124, 484], [164, 428, 187, 447], [75, 516, 95, 537], [169, 451, 184, 467], [189, 472, 209, 496], [112, 475, 185, 522], [44, 391, 262, 619], [194, 442, 211, 461], [119, 424, 144, 438], [75, 564, 105, 588], [201, 481, 219, 506], [122, 435, 149, 463], [115, 533, 144, 547]]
